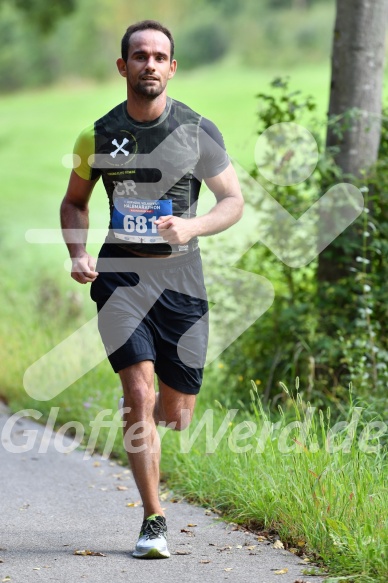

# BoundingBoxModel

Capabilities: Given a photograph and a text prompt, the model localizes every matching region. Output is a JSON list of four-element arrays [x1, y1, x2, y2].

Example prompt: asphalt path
[[0, 402, 327, 583]]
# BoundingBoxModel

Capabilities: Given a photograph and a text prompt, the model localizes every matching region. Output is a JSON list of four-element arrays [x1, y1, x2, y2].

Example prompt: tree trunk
[[318, 0, 388, 283], [326, 0, 388, 175]]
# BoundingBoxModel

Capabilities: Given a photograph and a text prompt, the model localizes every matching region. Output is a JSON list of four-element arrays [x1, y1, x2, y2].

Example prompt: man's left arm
[[155, 162, 243, 244]]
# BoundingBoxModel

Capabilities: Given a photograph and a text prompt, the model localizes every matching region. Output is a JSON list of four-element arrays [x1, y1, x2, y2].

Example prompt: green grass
[[1, 62, 388, 582], [161, 380, 388, 583]]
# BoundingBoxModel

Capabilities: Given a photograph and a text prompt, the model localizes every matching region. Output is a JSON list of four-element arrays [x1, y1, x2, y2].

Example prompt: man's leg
[[154, 379, 196, 431], [120, 363, 198, 560], [120, 366, 197, 515], [119, 360, 164, 519]]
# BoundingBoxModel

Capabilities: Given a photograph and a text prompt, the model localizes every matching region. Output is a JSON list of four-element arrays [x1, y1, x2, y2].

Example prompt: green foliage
[[239, 2, 334, 68], [336, 197, 387, 394], [161, 382, 388, 582], [175, 22, 229, 69], [0, 0, 76, 32], [268, 0, 327, 7], [0, 3, 56, 91], [335, 131, 388, 395], [315, 109, 388, 398], [218, 78, 388, 411], [219, 78, 325, 405], [206, 0, 242, 16], [0, 0, 335, 93], [0, 0, 118, 92]]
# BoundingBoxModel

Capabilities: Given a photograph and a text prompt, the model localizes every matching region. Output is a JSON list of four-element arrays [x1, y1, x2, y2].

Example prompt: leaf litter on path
[[73, 550, 106, 557]]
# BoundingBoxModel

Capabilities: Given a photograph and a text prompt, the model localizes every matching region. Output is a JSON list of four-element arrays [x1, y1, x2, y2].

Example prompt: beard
[[132, 79, 166, 100]]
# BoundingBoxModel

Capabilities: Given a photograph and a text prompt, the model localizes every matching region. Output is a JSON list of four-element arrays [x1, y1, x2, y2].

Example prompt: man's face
[[119, 29, 177, 99]]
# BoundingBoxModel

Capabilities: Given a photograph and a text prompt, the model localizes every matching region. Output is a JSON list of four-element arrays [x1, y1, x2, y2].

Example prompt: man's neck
[[126, 92, 168, 122]]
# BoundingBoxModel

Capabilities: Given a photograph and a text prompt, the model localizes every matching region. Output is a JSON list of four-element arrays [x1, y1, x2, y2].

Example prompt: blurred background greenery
[[0, 0, 337, 91]]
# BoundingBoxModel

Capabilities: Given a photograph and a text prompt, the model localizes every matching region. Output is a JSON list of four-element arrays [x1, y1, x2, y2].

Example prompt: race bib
[[112, 198, 173, 243]]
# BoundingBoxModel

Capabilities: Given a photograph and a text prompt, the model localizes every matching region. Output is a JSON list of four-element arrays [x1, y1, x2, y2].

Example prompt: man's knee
[[160, 407, 193, 431], [123, 383, 155, 414]]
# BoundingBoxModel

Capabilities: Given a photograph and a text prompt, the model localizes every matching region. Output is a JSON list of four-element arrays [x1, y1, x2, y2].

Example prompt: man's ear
[[116, 58, 127, 78], [168, 59, 177, 80]]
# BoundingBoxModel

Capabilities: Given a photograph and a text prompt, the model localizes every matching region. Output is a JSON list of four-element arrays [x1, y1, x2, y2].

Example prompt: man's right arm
[[60, 170, 99, 284]]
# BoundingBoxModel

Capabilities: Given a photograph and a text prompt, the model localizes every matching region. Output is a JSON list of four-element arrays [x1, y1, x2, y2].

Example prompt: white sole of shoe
[[132, 547, 170, 559]]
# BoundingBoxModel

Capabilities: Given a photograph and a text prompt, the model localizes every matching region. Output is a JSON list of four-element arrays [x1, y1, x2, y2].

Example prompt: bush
[[175, 22, 229, 70], [217, 78, 388, 412]]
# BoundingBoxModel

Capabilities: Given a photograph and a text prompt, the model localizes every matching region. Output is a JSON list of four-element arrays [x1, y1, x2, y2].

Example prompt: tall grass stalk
[[161, 380, 388, 583]]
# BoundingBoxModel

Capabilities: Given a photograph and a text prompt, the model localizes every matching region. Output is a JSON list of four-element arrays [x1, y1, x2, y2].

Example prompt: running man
[[60, 20, 243, 559]]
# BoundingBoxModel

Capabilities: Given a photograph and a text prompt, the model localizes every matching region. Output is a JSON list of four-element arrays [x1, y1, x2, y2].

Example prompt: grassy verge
[[160, 380, 388, 583]]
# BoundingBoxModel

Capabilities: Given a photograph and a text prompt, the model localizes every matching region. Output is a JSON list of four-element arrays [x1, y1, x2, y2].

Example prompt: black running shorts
[[90, 244, 209, 394]]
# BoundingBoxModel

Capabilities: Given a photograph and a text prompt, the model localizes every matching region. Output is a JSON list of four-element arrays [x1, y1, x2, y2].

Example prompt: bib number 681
[[123, 215, 158, 234]]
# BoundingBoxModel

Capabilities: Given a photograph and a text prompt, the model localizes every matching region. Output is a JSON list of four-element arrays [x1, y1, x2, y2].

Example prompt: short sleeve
[[73, 124, 101, 181], [194, 117, 230, 180]]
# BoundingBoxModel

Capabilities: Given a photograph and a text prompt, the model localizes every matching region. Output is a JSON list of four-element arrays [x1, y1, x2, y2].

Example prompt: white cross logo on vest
[[110, 138, 130, 158]]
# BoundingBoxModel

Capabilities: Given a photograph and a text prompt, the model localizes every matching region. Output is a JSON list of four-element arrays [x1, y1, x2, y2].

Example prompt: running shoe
[[132, 514, 170, 559]]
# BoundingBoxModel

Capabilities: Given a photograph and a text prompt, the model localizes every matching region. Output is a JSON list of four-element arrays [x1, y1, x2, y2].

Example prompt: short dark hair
[[121, 20, 175, 62]]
